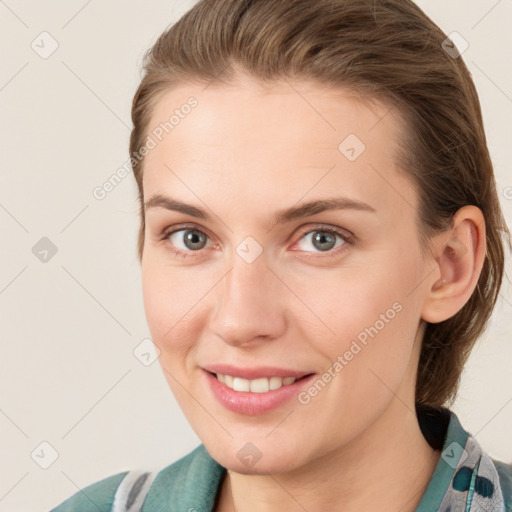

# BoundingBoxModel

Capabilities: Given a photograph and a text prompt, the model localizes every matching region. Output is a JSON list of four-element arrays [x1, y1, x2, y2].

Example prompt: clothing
[[50, 406, 512, 511]]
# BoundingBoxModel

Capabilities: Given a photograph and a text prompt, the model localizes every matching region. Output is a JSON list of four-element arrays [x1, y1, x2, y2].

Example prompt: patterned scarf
[[438, 434, 505, 511]]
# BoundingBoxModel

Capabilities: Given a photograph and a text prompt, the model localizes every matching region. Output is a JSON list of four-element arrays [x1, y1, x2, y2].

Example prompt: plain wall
[[0, 1, 510, 510]]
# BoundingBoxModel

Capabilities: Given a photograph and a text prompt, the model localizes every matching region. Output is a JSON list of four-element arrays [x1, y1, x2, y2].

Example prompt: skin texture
[[140, 74, 486, 511]]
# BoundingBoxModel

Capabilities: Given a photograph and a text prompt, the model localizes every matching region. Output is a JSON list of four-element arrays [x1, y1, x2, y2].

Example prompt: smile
[[203, 368, 316, 415], [215, 373, 298, 393]]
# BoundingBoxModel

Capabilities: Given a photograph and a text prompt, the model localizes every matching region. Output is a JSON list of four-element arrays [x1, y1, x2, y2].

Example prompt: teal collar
[[415, 410, 469, 511]]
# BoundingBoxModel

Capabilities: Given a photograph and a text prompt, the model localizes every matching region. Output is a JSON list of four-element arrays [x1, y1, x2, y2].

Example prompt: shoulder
[[49, 471, 128, 511], [48, 445, 225, 512], [492, 457, 512, 511], [142, 444, 225, 509]]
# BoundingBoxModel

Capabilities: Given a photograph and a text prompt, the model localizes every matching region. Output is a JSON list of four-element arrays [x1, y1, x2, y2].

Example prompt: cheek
[[141, 262, 206, 360], [303, 253, 424, 379], [297, 263, 415, 340]]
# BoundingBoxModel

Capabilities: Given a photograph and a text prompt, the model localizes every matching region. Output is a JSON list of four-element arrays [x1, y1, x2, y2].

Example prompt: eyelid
[[289, 224, 354, 258], [161, 223, 216, 257], [294, 223, 354, 243], [161, 222, 354, 257]]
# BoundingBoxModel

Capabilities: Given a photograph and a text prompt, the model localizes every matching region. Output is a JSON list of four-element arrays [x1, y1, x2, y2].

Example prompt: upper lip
[[203, 364, 313, 380]]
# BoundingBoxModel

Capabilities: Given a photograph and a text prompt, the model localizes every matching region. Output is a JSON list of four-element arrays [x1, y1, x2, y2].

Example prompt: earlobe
[[421, 206, 486, 324]]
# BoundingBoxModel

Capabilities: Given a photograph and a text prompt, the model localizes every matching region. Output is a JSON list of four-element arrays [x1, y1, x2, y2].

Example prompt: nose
[[209, 255, 288, 348]]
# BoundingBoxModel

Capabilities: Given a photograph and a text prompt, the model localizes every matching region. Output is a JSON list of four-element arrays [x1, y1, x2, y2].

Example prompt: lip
[[203, 369, 316, 415], [202, 364, 312, 380]]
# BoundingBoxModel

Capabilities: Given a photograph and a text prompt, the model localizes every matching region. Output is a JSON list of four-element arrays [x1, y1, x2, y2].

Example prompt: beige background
[[0, 1, 511, 510]]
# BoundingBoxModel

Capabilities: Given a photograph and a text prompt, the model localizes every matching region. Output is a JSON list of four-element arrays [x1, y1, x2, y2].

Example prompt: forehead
[[149, 76, 398, 149], [142, 75, 417, 219]]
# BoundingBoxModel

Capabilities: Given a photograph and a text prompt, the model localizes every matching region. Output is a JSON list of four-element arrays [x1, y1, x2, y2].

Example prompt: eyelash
[[160, 223, 355, 260]]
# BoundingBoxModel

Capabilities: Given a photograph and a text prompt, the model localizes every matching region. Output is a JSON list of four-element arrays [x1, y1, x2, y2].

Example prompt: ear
[[421, 205, 486, 323]]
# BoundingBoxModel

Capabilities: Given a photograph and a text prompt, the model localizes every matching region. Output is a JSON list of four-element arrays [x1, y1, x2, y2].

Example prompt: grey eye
[[169, 229, 208, 251], [297, 230, 345, 253]]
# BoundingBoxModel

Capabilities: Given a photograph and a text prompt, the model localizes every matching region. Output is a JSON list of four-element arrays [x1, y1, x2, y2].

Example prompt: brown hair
[[129, 0, 510, 407]]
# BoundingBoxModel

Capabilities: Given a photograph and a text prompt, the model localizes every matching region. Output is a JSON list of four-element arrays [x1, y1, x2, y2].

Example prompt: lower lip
[[203, 370, 316, 415]]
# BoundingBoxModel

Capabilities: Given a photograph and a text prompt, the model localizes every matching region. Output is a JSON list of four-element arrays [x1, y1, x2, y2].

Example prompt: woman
[[51, 0, 512, 510]]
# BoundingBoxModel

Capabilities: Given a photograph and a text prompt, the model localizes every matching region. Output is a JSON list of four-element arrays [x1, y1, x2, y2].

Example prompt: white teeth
[[216, 373, 298, 392], [269, 377, 283, 390], [250, 378, 269, 393], [232, 377, 250, 392]]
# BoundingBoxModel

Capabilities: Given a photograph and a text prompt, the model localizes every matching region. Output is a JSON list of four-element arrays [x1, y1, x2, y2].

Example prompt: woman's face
[[141, 74, 434, 474]]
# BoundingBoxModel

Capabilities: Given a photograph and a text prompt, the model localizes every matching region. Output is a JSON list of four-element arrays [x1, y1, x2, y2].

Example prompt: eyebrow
[[144, 194, 376, 225]]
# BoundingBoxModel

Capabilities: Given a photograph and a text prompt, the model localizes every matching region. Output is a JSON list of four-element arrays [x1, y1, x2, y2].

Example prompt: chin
[[205, 437, 308, 475], [222, 454, 301, 476]]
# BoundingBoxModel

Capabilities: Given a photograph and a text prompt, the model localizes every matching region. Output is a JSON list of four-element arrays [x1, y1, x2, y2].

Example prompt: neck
[[217, 400, 440, 512]]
